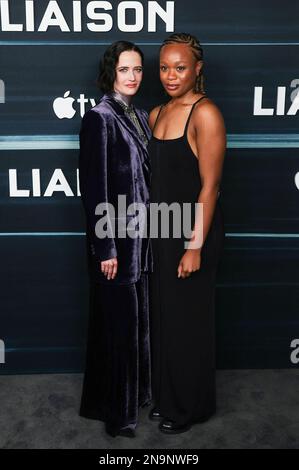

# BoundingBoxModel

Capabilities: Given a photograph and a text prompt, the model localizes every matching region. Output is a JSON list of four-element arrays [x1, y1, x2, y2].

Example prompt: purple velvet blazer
[[79, 93, 153, 285]]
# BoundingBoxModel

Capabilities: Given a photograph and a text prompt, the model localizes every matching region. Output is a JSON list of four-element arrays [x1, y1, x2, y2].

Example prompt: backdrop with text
[[0, 0, 298, 373]]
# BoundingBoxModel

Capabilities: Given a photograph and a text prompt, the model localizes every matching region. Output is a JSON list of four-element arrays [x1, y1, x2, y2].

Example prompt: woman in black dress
[[79, 41, 152, 438], [148, 33, 226, 434]]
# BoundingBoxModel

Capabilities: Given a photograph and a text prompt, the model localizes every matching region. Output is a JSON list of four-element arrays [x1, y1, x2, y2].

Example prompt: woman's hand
[[177, 249, 201, 279], [101, 257, 118, 280]]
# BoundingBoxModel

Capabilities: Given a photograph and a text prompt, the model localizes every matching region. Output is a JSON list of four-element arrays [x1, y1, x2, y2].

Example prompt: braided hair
[[160, 32, 205, 94]]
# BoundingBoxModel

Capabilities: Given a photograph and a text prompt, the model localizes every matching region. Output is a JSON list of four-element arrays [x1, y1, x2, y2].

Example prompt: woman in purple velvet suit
[[78, 41, 152, 438]]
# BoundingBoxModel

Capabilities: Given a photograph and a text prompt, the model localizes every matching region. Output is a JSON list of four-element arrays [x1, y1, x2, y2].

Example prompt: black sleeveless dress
[[148, 96, 225, 425]]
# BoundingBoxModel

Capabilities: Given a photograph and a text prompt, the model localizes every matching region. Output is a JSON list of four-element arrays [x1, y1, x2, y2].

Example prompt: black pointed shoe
[[149, 407, 164, 421], [159, 418, 191, 434], [105, 425, 136, 438], [118, 428, 136, 438]]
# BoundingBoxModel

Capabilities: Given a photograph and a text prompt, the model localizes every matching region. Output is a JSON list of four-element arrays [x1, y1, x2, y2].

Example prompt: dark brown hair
[[97, 41, 144, 94]]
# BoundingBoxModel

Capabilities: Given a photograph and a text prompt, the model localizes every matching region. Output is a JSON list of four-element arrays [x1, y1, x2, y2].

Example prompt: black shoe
[[105, 425, 136, 438], [159, 418, 191, 434], [149, 407, 164, 421], [118, 427, 136, 438]]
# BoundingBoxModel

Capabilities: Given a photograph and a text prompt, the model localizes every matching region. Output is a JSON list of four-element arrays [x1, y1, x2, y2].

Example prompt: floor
[[0, 369, 298, 449]]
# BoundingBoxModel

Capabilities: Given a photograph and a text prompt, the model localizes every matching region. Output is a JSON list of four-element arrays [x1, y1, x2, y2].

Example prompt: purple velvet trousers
[[79, 273, 151, 435]]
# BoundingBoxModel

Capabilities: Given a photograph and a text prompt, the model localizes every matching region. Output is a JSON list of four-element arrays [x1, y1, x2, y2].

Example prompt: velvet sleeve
[[79, 110, 117, 262]]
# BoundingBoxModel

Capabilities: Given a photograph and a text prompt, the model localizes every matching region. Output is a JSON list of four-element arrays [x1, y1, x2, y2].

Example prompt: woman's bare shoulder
[[192, 97, 225, 129], [193, 97, 223, 117]]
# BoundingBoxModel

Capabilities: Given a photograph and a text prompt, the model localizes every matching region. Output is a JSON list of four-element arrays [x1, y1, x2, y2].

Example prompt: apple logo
[[53, 90, 76, 119], [295, 172, 299, 190]]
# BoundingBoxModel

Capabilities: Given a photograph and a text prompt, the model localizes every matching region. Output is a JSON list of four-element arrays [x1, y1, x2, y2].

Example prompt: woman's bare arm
[[189, 100, 226, 251]]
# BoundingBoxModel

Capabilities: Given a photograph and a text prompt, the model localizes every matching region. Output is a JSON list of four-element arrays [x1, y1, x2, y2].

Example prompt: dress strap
[[183, 95, 207, 137], [152, 104, 165, 133]]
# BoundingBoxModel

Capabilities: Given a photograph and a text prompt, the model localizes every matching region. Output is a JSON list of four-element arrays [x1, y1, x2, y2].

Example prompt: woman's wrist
[[186, 247, 202, 255]]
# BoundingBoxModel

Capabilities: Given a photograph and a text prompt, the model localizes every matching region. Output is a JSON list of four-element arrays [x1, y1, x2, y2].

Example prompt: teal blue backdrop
[[0, 0, 298, 372]]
